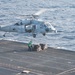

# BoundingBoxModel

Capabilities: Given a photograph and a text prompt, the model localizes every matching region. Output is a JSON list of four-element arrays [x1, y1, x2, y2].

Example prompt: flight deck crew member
[[28, 40, 32, 51]]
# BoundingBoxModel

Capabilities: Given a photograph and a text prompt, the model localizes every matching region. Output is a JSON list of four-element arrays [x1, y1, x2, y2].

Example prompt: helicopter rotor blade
[[33, 9, 47, 16], [10, 9, 47, 19], [10, 12, 29, 19]]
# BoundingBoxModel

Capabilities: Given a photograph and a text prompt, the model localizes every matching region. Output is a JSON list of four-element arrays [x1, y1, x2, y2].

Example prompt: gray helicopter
[[0, 9, 57, 38]]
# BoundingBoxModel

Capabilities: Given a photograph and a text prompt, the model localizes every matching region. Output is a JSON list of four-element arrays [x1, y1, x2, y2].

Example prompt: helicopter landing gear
[[3, 32, 7, 37], [3, 32, 9, 37], [33, 33, 36, 38], [42, 33, 46, 36], [3, 34, 5, 37]]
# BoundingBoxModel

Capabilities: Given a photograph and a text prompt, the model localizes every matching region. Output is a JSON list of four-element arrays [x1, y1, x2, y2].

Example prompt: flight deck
[[0, 40, 75, 75]]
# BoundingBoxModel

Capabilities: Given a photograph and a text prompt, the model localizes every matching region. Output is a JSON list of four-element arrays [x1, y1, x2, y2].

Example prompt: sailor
[[28, 40, 33, 51]]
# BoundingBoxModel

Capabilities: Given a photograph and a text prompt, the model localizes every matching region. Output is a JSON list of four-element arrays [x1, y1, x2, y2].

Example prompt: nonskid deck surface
[[0, 40, 75, 75]]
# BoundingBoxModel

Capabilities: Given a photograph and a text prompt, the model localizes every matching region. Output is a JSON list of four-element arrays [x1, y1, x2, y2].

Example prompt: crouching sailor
[[28, 40, 33, 51]]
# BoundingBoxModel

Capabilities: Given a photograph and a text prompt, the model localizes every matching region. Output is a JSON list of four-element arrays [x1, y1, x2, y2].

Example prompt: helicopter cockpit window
[[25, 25, 33, 32]]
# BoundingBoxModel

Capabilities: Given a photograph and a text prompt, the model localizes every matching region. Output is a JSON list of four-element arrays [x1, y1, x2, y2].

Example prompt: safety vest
[[28, 41, 32, 47]]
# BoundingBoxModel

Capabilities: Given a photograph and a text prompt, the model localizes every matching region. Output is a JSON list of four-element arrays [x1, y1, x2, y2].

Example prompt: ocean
[[0, 0, 75, 51]]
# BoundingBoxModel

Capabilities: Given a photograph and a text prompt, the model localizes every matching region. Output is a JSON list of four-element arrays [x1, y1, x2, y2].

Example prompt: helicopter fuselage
[[0, 19, 56, 37]]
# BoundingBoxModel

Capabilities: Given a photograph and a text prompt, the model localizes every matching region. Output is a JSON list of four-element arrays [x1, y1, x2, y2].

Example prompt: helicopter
[[0, 9, 57, 38]]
